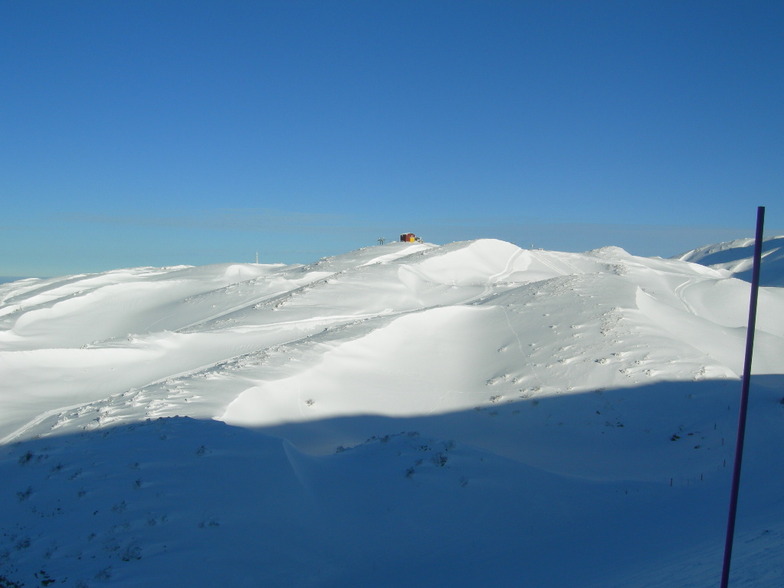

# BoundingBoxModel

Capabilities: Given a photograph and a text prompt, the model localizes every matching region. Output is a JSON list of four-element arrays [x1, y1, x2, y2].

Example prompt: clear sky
[[2, 0, 782, 277]]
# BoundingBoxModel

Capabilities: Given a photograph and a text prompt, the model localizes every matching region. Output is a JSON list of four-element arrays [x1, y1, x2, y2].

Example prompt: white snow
[[675, 235, 784, 287], [1, 238, 783, 586]]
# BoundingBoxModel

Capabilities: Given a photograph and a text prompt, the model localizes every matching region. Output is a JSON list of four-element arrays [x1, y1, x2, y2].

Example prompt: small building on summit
[[400, 232, 419, 243]]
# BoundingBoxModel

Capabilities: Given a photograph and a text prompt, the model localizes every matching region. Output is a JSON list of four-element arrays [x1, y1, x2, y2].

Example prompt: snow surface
[[1, 238, 783, 586], [675, 235, 784, 287]]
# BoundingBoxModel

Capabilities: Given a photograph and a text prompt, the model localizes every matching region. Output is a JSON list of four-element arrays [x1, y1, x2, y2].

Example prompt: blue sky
[[2, 1, 782, 277]]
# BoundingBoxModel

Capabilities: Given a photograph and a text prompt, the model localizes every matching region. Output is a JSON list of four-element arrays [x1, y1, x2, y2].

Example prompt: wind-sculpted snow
[[676, 235, 784, 286], [1, 237, 783, 443], [1, 238, 784, 586]]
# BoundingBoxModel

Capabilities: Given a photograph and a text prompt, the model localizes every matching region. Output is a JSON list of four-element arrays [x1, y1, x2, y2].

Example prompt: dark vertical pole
[[720, 206, 765, 588]]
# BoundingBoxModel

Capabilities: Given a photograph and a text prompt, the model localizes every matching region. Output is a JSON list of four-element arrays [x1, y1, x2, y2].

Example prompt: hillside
[[1, 238, 783, 586], [675, 235, 784, 286]]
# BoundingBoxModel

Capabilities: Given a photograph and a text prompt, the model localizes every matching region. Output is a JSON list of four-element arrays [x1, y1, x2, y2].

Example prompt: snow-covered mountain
[[675, 235, 784, 286], [1, 238, 783, 586]]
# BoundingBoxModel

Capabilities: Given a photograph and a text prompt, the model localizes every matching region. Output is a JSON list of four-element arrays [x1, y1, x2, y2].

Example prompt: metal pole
[[720, 206, 765, 587]]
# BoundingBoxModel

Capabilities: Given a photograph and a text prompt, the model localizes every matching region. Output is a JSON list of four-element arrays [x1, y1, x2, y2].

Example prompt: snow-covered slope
[[675, 235, 784, 286], [1, 239, 783, 586]]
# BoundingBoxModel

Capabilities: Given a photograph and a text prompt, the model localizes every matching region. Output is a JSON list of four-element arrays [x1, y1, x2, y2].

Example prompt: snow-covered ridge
[[4, 237, 780, 443], [1, 238, 783, 586], [675, 235, 784, 286]]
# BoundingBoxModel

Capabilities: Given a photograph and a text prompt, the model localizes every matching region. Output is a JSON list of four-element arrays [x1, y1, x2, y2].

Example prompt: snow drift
[[1, 238, 783, 586], [675, 235, 784, 287]]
